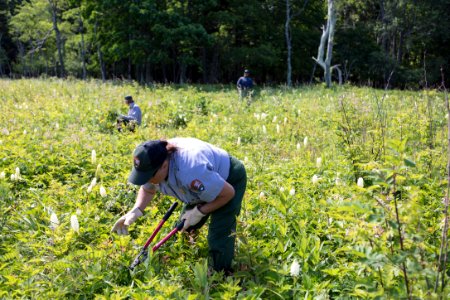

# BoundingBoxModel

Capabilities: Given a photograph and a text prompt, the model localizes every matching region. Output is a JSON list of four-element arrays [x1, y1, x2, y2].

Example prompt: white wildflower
[[284, 117, 288, 125], [289, 188, 296, 196], [272, 116, 277, 123], [23, 130, 27, 135], [290, 260, 300, 277], [259, 192, 265, 199], [303, 137, 308, 147], [357, 177, 364, 188], [95, 164, 102, 178], [261, 113, 268, 119], [237, 137, 241, 146], [55, 123, 59, 130], [15, 167, 20, 177], [279, 187, 285, 193], [76, 208, 82, 215], [244, 156, 249, 163], [50, 212, 59, 229], [100, 186, 107, 197], [296, 143, 301, 150], [316, 157, 322, 168], [87, 177, 96, 193], [70, 215, 80, 233], [262, 125, 267, 134], [335, 176, 341, 186], [276, 124, 280, 134], [10, 174, 16, 181], [312, 175, 319, 184], [254, 113, 260, 120], [0, 171, 5, 179], [91, 150, 96, 164]]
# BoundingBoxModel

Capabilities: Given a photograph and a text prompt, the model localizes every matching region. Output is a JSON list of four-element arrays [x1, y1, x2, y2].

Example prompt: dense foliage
[[0, 0, 449, 88], [0, 78, 449, 298]]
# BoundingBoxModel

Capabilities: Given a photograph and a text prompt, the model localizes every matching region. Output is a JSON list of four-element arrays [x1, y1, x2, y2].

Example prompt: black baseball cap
[[128, 140, 168, 185]]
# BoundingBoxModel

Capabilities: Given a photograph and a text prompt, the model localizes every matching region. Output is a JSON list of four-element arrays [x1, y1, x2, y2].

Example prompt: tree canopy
[[0, 0, 448, 88]]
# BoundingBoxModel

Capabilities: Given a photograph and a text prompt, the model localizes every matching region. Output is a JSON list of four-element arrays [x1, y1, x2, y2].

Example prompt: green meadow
[[0, 78, 448, 299]]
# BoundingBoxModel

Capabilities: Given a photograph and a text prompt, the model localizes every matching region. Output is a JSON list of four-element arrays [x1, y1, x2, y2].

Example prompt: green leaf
[[403, 158, 416, 167]]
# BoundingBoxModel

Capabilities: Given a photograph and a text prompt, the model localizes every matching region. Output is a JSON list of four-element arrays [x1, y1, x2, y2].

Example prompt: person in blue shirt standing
[[117, 95, 142, 131], [111, 138, 247, 276], [236, 69, 254, 103]]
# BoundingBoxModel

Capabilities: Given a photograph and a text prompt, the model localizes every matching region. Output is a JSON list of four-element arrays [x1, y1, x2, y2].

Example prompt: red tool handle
[[143, 202, 178, 249], [152, 220, 185, 252]]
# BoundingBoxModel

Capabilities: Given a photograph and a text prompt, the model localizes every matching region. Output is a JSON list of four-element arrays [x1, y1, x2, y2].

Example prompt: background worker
[[111, 138, 247, 275], [117, 95, 142, 131], [236, 69, 254, 101]]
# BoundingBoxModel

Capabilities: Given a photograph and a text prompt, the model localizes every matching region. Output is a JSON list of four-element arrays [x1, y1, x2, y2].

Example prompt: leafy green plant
[[0, 78, 448, 298]]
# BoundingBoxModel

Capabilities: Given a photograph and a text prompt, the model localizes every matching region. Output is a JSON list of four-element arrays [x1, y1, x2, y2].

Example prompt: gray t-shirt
[[144, 138, 230, 204]]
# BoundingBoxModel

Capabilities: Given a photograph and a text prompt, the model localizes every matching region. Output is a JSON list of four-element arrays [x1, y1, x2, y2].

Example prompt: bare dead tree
[[312, 0, 337, 88]]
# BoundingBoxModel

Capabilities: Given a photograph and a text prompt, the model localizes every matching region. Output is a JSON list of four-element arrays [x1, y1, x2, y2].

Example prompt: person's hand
[[111, 207, 143, 235], [181, 206, 206, 231]]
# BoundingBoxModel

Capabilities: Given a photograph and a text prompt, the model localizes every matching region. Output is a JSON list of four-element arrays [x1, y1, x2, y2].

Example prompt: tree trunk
[[209, 44, 220, 83], [145, 62, 153, 83], [324, 0, 336, 87], [94, 20, 106, 82], [312, 0, 336, 88], [128, 57, 132, 80], [179, 61, 186, 84], [79, 13, 87, 79], [48, 0, 65, 78], [285, 0, 292, 87]]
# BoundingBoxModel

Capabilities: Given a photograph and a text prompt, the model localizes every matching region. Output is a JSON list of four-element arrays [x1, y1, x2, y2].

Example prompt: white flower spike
[[289, 188, 296, 196], [91, 150, 96, 164], [50, 212, 60, 229], [71, 215, 80, 233], [100, 186, 107, 197], [290, 260, 300, 277], [312, 175, 319, 184], [303, 137, 308, 147], [357, 177, 364, 188], [316, 157, 322, 168]]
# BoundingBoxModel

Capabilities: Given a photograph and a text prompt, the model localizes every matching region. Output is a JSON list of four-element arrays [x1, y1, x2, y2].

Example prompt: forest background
[[0, 0, 449, 88]]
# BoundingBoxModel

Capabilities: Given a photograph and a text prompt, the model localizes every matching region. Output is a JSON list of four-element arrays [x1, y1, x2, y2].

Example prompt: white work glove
[[181, 206, 206, 230], [111, 207, 143, 235]]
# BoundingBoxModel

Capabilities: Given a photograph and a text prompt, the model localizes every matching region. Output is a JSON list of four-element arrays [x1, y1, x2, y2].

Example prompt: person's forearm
[[133, 186, 156, 211], [198, 182, 235, 214]]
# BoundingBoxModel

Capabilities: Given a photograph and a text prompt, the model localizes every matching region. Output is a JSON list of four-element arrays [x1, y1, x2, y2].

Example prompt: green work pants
[[182, 156, 247, 272]]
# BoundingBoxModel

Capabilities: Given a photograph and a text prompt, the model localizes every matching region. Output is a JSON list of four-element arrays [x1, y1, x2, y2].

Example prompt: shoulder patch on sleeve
[[190, 179, 205, 192]]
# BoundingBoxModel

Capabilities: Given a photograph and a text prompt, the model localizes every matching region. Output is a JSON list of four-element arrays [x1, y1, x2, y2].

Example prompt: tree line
[[0, 0, 448, 88]]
